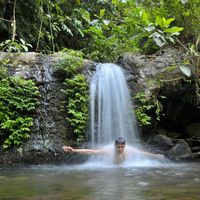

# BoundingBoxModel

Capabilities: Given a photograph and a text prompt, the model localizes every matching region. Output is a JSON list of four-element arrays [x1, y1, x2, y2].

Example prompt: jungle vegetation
[[0, 0, 199, 61]]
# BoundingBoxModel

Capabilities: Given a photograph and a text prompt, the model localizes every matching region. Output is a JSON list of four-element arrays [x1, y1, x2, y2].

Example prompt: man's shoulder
[[99, 146, 113, 154], [126, 145, 139, 153]]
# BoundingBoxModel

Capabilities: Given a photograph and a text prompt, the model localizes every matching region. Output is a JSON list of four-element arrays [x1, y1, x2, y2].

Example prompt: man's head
[[114, 137, 126, 154]]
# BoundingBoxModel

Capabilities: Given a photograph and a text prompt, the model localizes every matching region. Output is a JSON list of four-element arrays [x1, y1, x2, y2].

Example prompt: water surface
[[0, 162, 200, 200]]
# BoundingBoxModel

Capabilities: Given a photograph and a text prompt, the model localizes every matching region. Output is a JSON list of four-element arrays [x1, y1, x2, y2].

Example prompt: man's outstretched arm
[[63, 146, 107, 155], [130, 146, 165, 159], [139, 150, 165, 159]]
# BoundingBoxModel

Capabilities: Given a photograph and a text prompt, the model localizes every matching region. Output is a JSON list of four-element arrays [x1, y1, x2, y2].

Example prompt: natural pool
[[0, 161, 200, 200]]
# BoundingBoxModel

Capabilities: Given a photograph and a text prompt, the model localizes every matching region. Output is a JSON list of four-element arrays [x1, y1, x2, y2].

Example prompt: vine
[[54, 49, 89, 142], [63, 75, 89, 142], [0, 63, 39, 149], [134, 92, 165, 126]]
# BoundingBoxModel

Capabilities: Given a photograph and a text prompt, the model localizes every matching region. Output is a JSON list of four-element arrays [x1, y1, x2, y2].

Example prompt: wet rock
[[146, 134, 174, 152], [166, 140, 192, 160]]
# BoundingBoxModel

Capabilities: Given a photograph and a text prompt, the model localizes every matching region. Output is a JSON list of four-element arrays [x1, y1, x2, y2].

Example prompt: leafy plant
[[134, 93, 154, 126], [62, 74, 89, 141], [54, 49, 89, 141], [83, 4, 142, 61], [0, 74, 39, 149], [0, 39, 32, 52], [134, 92, 164, 126], [54, 49, 84, 77], [0, 0, 198, 58], [0, 59, 10, 79], [143, 16, 184, 48]]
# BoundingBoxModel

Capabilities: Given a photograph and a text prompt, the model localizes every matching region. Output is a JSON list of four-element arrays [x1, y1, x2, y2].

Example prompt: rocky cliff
[[0, 48, 199, 166]]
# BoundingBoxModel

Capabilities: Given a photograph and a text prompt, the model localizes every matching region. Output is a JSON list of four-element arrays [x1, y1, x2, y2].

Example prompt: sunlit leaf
[[100, 9, 105, 18], [155, 16, 163, 28], [165, 18, 175, 27], [103, 20, 110, 25], [179, 65, 191, 77], [162, 17, 167, 27], [112, 0, 118, 4], [76, 0, 81, 5], [144, 25, 155, 32], [141, 11, 149, 25], [20, 38, 25, 45], [81, 10, 90, 23], [164, 27, 184, 33], [150, 32, 166, 47], [180, 0, 188, 4]]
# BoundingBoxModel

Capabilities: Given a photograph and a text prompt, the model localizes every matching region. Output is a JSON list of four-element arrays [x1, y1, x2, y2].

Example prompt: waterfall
[[90, 63, 138, 147]]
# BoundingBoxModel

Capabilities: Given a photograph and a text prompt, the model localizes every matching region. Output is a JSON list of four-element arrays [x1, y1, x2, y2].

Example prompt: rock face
[[0, 52, 95, 166], [118, 48, 200, 160], [166, 140, 193, 160], [118, 48, 194, 98], [0, 48, 199, 166], [146, 134, 174, 152]]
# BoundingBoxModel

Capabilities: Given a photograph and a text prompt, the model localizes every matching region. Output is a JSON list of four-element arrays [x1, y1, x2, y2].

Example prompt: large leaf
[[179, 65, 191, 77], [141, 11, 149, 25], [165, 18, 175, 28], [112, 0, 118, 4], [100, 9, 106, 18], [81, 10, 90, 23], [144, 25, 155, 32], [154, 37, 165, 47], [150, 32, 166, 47], [155, 16, 163, 28], [164, 27, 184, 33], [180, 0, 188, 4], [76, 0, 81, 4]]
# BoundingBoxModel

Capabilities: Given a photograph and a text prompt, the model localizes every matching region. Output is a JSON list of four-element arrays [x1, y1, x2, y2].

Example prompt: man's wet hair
[[115, 137, 126, 145]]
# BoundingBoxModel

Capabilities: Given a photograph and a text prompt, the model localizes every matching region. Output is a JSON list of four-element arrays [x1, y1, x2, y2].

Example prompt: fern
[[64, 74, 89, 141], [0, 70, 39, 149]]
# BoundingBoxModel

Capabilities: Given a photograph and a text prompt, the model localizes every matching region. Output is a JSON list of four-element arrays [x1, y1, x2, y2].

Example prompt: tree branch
[[12, 0, 17, 41], [0, 17, 14, 23]]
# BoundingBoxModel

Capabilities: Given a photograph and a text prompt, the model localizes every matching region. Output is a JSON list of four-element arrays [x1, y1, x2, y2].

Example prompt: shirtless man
[[63, 137, 165, 164]]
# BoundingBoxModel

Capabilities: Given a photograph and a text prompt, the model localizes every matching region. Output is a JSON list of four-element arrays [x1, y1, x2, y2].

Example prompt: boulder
[[166, 140, 192, 160], [146, 134, 174, 151]]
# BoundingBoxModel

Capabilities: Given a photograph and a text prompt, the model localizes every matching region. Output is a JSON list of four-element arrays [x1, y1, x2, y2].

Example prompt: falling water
[[90, 63, 138, 147]]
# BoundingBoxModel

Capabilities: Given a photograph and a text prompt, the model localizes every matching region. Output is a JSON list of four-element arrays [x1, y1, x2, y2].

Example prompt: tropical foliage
[[0, 63, 39, 149], [134, 92, 164, 126], [54, 52, 89, 141], [54, 49, 84, 77], [0, 0, 199, 60], [63, 75, 89, 142]]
